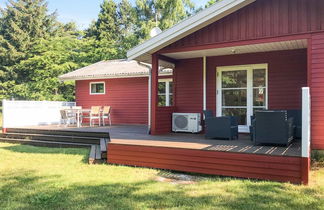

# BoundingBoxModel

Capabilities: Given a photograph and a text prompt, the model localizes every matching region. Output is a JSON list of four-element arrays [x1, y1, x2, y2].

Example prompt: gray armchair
[[203, 110, 238, 140], [287, 110, 302, 139], [253, 110, 294, 146]]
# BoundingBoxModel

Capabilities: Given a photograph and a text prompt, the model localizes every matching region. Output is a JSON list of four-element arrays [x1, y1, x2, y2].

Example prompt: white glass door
[[216, 64, 268, 133]]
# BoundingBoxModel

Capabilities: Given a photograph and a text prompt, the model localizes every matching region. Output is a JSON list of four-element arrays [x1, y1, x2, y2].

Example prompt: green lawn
[[0, 143, 323, 210]]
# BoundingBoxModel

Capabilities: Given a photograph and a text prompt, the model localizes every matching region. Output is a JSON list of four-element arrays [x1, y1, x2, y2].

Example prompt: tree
[[86, 0, 137, 58], [86, 0, 118, 42], [135, 0, 195, 41], [205, 0, 222, 8], [0, 0, 66, 100], [117, 0, 138, 57]]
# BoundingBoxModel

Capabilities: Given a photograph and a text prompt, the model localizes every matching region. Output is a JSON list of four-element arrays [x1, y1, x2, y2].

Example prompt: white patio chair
[[60, 109, 75, 127], [84, 106, 101, 127], [102, 106, 111, 126]]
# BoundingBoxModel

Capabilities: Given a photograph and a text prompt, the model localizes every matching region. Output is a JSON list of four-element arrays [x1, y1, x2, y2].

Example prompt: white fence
[[2, 100, 76, 128]]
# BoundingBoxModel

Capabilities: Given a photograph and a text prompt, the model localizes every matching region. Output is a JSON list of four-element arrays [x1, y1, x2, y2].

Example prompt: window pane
[[169, 82, 173, 93], [222, 89, 247, 106], [253, 88, 266, 106], [158, 95, 166, 106], [91, 83, 104, 94], [222, 70, 247, 88], [169, 94, 173, 106], [222, 108, 246, 125], [253, 69, 266, 87], [97, 84, 104, 93], [158, 82, 166, 94], [91, 84, 97, 93]]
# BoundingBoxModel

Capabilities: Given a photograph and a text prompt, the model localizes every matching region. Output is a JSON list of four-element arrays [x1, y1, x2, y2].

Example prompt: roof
[[127, 0, 255, 64], [59, 59, 172, 81]]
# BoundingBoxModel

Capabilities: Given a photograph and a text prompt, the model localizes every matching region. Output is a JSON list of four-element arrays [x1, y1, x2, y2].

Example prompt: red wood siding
[[174, 49, 307, 115], [108, 143, 304, 184], [174, 58, 203, 113], [155, 107, 176, 134], [162, 0, 324, 53], [310, 33, 324, 150], [76, 78, 148, 125]]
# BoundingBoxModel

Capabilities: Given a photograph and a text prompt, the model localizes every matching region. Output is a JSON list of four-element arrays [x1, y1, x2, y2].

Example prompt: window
[[90, 82, 105, 95], [158, 79, 173, 106]]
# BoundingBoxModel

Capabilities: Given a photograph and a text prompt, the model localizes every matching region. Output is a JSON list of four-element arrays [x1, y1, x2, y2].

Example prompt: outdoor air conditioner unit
[[172, 113, 202, 133]]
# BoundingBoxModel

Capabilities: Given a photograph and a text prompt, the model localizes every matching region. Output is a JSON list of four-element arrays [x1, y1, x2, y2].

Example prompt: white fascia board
[[127, 0, 255, 61], [59, 72, 173, 81]]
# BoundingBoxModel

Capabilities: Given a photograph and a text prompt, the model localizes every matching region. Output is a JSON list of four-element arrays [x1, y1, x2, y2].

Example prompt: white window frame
[[158, 78, 173, 107], [216, 63, 268, 133], [89, 81, 106, 95]]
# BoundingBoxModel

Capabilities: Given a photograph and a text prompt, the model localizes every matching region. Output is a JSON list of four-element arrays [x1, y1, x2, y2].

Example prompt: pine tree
[[0, 0, 69, 100], [117, 0, 138, 57], [87, 0, 118, 42]]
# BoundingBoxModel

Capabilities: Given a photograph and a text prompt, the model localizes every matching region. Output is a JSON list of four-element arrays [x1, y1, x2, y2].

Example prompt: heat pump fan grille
[[174, 115, 188, 129]]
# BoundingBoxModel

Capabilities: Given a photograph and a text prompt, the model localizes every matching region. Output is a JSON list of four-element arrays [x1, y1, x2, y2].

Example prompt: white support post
[[148, 68, 152, 133], [203, 56, 207, 112], [302, 87, 311, 158]]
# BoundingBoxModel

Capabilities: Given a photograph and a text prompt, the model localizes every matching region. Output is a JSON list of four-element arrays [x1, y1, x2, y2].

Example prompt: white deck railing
[[302, 87, 311, 158], [2, 100, 76, 128]]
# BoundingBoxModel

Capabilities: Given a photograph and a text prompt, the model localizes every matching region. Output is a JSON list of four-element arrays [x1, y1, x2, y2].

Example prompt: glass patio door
[[216, 64, 268, 133]]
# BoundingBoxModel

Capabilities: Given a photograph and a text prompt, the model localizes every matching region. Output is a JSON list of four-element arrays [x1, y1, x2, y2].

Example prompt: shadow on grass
[[0, 170, 323, 210]]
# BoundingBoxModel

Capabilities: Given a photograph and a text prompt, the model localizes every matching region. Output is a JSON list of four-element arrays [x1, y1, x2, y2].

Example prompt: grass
[[0, 143, 323, 210]]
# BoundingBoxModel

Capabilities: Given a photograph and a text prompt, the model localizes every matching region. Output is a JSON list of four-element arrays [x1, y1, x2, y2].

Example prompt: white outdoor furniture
[[60, 110, 76, 127], [82, 106, 101, 127], [102, 106, 112, 126]]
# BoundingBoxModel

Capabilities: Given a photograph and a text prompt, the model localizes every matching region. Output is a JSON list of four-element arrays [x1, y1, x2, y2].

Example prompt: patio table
[[63, 108, 90, 128]]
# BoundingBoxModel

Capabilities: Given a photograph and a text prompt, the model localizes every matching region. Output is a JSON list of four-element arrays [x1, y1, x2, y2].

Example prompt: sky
[[0, 0, 209, 29]]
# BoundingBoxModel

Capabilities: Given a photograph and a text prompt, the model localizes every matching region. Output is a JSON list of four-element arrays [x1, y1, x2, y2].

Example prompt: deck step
[[89, 144, 103, 164], [0, 137, 92, 148], [100, 138, 109, 159], [89, 145, 96, 164], [6, 128, 110, 139], [0, 133, 101, 145]]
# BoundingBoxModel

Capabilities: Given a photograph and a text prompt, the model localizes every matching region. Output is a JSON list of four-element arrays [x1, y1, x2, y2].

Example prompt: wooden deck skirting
[[107, 143, 305, 184]]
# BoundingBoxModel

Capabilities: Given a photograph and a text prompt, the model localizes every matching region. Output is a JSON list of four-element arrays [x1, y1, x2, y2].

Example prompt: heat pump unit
[[172, 113, 202, 133]]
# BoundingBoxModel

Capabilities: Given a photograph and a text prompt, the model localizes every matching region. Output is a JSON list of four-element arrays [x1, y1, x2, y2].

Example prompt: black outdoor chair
[[203, 110, 239, 140], [249, 115, 255, 141], [287, 109, 302, 139], [253, 110, 295, 146]]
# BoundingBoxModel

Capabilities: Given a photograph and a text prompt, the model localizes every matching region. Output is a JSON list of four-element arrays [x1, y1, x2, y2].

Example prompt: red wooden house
[[59, 59, 172, 125], [105, 0, 324, 184], [127, 0, 323, 150]]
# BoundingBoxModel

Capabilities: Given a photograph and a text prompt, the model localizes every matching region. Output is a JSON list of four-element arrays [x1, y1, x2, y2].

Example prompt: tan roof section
[[59, 59, 172, 81]]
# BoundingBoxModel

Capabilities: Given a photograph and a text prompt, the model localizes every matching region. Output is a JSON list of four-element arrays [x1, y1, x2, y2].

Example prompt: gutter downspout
[[138, 62, 152, 134]]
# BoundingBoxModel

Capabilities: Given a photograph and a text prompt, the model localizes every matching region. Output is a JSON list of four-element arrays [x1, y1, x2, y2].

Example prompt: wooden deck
[[26, 125, 301, 157], [19, 125, 306, 184]]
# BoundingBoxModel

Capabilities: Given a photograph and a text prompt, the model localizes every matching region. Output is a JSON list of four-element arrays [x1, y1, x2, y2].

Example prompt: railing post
[[301, 87, 311, 185]]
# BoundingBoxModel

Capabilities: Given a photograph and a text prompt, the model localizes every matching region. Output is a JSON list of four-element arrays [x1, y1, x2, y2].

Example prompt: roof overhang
[[162, 39, 308, 60], [127, 0, 256, 63]]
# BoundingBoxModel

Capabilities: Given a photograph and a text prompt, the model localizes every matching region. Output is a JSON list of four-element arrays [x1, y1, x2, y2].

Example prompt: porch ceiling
[[162, 39, 307, 60]]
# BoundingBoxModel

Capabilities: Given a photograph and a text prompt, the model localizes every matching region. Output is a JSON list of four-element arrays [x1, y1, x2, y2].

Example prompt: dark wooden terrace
[[10, 124, 305, 184], [23, 125, 301, 157]]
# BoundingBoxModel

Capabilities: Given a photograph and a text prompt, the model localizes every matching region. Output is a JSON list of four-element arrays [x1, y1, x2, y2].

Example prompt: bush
[[311, 150, 324, 162]]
